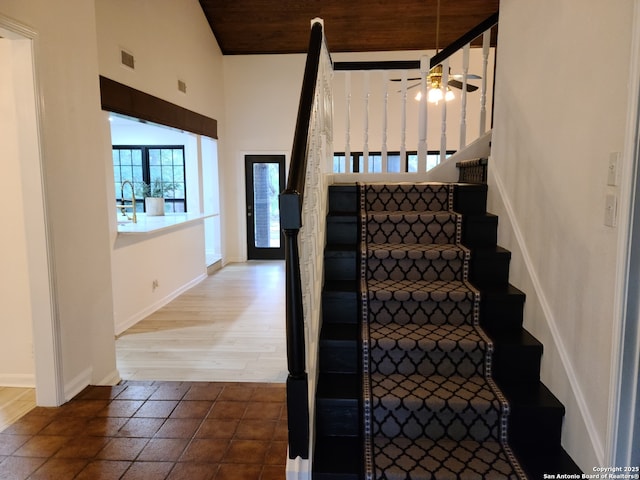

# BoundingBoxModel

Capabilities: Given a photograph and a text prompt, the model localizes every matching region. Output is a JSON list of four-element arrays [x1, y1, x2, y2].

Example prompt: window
[[113, 146, 186, 213], [333, 150, 455, 173]]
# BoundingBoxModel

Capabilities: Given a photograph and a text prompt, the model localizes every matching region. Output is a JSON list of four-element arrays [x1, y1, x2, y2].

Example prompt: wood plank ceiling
[[199, 0, 500, 55]]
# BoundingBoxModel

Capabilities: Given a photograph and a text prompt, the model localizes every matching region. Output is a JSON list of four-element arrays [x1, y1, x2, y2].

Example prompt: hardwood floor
[[0, 261, 287, 432], [0, 388, 36, 433], [116, 261, 287, 383]]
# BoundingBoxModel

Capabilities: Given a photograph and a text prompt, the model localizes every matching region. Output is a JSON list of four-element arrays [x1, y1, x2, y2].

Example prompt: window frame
[[333, 150, 456, 173], [113, 145, 187, 213]]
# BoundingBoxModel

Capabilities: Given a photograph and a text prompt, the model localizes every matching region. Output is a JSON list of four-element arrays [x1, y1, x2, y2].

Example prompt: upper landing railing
[[333, 12, 498, 174]]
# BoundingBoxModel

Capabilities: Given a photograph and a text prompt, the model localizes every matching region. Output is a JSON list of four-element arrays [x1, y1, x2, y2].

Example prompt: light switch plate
[[605, 193, 617, 227]]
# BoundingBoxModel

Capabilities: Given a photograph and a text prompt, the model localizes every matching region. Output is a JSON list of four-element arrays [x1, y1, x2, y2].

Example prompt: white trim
[[607, 0, 640, 464], [286, 454, 311, 480], [64, 367, 92, 402], [0, 374, 36, 388], [95, 369, 122, 387], [0, 14, 64, 407], [114, 273, 207, 335], [490, 164, 604, 463]]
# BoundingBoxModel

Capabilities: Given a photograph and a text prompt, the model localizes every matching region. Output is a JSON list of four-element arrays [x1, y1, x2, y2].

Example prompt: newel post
[[280, 191, 309, 460]]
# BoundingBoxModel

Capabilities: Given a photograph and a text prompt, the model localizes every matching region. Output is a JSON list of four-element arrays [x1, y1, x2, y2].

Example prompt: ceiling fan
[[391, 0, 481, 103], [391, 66, 481, 94]]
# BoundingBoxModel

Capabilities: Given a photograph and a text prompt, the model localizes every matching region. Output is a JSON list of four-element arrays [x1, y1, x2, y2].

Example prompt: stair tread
[[485, 328, 543, 348], [368, 278, 475, 297], [372, 436, 524, 479], [369, 242, 467, 258], [327, 211, 358, 219], [471, 245, 512, 256], [477, 283, 526, 296], [370, 322, 483, 346], [500, 381, 565, 410], [325, 244, 358, 252], [370, 372, 500, 409]]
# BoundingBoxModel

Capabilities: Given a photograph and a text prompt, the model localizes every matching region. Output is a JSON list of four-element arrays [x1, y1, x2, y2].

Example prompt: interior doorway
[[0, 17, 62, 406], [244, 154, 286, 260]]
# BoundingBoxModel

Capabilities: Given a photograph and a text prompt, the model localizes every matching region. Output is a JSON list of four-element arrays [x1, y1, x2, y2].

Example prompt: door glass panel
[[252, 162, 281, 248]]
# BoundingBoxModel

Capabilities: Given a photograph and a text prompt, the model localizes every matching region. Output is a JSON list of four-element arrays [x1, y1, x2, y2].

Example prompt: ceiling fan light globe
[[445, 89, 455, 101], [428, 87, 443, 104]]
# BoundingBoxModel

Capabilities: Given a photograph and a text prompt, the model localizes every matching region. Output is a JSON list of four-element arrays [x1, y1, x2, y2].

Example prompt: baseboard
[[95, 369, 121, 386], [64, 366, 92, 402], [0, 374, 35, 388], [207, 259, 222, 275], [489, 163, 603, 465], [114, 273, 208, 335], [286, 455, 311, 480]]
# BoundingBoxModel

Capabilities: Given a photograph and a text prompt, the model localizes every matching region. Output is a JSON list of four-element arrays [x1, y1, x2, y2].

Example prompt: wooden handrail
[[279, 19, 325, 461], [283, 21, 324, 214]]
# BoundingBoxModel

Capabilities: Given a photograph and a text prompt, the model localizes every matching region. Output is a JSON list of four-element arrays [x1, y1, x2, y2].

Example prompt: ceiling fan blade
[[390, 77, 421, 82], [451, 73, 482, 80], [397, 82, 421, 92], [448, 79, 479, 92]]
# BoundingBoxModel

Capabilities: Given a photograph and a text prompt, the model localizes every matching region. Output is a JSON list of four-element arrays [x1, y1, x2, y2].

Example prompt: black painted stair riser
[[468, 246, 512, 287], [326, 214, 358, 244], [322, 288, 358, 324]]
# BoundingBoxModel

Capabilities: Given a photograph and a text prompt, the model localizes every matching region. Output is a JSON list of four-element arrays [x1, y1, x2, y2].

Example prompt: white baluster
[[400, 70, 407, 169], [479, 29, 490, 135], [344, 72, 351, 173], [363, 71, 370, 173], [417, 55, 429, 172], [459, 44, 470, 149], [381, 70, 389, 172], [440, 58, 449, 164]]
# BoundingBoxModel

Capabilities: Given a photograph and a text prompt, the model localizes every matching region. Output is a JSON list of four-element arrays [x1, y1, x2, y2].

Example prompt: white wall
[[94, 0, 225, 122], [0, 39, 35, 387], [0, 0, 119, 401], [491, 0, 634, 468], [222, 54, 306, 261], [112, 225, 206, 335]]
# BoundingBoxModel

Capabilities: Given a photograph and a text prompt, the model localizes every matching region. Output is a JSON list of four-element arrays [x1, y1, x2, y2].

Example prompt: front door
[[245, 154, 285, 260]]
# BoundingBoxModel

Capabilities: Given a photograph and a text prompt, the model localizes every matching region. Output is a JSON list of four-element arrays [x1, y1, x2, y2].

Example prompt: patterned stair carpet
[[359, 183, 526, 480]]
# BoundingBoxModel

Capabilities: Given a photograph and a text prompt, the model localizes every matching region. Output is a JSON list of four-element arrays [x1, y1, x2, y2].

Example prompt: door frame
[[609, 0, 640, 465], [0, 15, 64, 406], [244, 154, 286, 260]]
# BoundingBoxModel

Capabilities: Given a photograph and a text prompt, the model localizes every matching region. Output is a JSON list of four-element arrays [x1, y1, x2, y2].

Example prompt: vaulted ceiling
[[199, 0, 500, 55]]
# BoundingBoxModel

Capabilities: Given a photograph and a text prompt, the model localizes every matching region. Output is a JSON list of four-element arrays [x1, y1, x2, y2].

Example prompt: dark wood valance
[[99, 76, 217, 139]]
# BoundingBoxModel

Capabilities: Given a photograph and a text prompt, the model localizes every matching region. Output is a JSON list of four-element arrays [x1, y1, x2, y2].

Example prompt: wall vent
[[178, 79, 187, 93], [120, 50, 135, 69]]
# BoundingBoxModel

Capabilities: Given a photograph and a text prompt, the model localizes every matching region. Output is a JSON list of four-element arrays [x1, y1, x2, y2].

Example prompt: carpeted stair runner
[[360, 183, 527, 480]]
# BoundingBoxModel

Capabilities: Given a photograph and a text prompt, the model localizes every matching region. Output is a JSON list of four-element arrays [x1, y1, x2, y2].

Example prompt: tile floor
[[0, 380, 287, 480]]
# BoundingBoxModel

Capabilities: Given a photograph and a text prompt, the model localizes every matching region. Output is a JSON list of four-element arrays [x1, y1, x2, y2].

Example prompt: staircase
[[313, 168, 582, 478]]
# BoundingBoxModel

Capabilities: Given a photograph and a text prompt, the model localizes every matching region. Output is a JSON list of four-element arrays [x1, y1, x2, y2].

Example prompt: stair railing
[[332, 12, 498, 175], [280, 18, 333, 463]]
